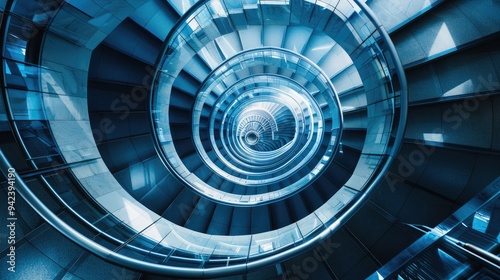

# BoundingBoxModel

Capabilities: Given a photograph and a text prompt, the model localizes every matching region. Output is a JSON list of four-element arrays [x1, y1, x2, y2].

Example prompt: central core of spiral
[[244, 131, 259, 146], [153, 46, 343, 205]]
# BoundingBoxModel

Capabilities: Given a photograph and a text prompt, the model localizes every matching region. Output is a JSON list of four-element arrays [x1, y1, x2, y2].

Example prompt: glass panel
[[4, 60, 40, 90], [3, 15, 43, 63], [43, 171, 87, 206], [7, 89, 44, 120], [15, 120, 64, 167], [48, 4, 98, 44], [10, 0, 59, 21]]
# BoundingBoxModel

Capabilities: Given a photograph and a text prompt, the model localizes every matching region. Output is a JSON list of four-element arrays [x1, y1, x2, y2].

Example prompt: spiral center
[[244, 131, 259, 146]]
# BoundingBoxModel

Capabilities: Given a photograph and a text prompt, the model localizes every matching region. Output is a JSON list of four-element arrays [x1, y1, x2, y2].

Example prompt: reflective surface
[[150, 0, 404, 209], [0, 0, 409, 277], [155, 47, 342, 205], [369, 177, 500, 280]]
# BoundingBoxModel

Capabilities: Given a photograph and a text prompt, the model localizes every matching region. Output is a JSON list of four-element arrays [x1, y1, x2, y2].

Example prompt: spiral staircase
[[0, 0, 499, 279]]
